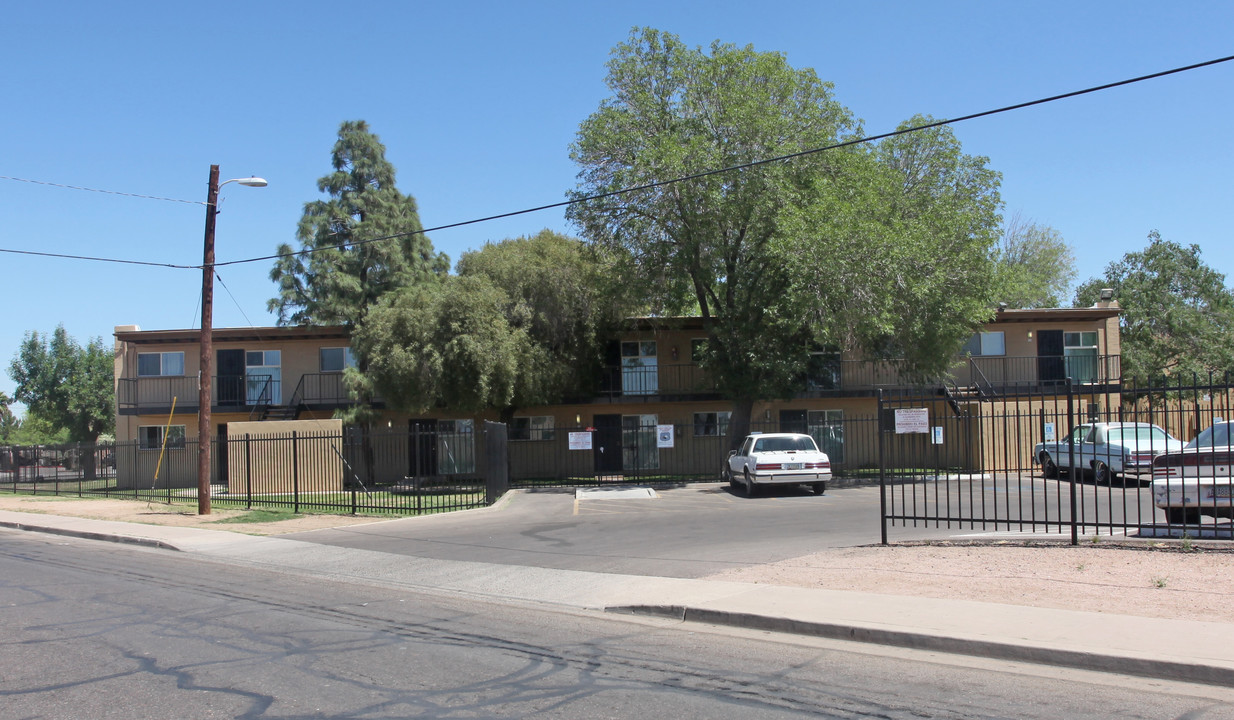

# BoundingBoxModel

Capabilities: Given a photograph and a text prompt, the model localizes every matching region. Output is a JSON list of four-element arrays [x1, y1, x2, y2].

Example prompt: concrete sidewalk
[[3, 508, 1232, 687]]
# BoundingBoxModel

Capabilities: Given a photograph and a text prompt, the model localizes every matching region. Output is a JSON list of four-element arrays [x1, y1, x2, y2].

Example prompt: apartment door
[[779, 409, 808, 434], [593, 414, 623, 475], [216, 424, 229, 487], [216, 349, 245, 406], [409, 420, 439, 478], [1037, 330, 1065, 385]]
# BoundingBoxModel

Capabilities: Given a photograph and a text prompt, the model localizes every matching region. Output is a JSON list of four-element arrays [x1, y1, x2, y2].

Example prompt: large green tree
[[354, 230, 627, 421], [268, 120, 449, 327], [1074, 231, 1234, 383], [0, 391, 17, 444], [992, 213, 1077, 308], [8, 326, 113, 450], [568, 29, 1003, 445]]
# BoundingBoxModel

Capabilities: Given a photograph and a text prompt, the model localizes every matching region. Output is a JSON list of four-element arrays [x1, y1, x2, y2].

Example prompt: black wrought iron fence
[[877, 376, 1234, 544], [1, 425, 509, 517]]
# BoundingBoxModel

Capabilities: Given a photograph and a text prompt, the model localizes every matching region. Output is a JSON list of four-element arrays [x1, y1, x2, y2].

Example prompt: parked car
[[723, 432, 831, 496], [1034, 422, 1182, 485], [1152, 420, 1234, 524]]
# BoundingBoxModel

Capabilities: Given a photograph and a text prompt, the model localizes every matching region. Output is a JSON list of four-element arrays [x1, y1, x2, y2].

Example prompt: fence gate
[[877, 377, 1234, 545]]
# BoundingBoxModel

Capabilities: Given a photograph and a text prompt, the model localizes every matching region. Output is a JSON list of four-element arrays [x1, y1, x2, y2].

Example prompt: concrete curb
[[606, 604, 1234, 687], [0, 519, 179, 551]]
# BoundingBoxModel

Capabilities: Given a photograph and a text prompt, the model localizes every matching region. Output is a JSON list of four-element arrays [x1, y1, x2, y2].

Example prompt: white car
[[1034, 422, 1182, 485], [1152, 421, 1234, 524], [724, 432, 831, 496]]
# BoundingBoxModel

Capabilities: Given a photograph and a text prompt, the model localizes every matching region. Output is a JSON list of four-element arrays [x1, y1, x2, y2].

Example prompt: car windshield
[[1107, 427, 1171, 447], [1187, 423, 1233, 449], [753, 436, 817, 453]]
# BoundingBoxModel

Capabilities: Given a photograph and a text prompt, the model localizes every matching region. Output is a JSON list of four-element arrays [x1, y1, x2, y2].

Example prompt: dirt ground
[[3, 494, 1233, 623]]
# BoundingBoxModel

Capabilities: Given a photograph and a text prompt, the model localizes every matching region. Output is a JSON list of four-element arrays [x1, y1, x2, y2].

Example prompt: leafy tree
[[268, 120, 448, 478], [456, 230, 629, 415], [354, 275, 527, 415], [8, 326, 113, 476], [1074, 231, 1234, 383], [0, 391, 17, 444], [355, 230, 628, 421], [268, 120, 449, 327], [781, 116, 1003, 376], [992, 213, 1077, 308], [568, 29, 1003, 446]]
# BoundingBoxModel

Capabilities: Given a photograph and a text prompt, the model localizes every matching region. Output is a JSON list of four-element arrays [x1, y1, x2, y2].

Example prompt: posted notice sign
[[894, 408, 930, 434], [656, 424, 675, 448], [568, 432, 593, 450]]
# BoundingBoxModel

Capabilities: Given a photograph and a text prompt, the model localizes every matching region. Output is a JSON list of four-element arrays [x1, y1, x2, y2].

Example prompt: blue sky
[[3, 1, 1232, 405]]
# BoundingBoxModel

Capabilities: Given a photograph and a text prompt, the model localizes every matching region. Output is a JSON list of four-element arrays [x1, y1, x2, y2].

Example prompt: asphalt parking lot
[[286, 482, 956, 578]]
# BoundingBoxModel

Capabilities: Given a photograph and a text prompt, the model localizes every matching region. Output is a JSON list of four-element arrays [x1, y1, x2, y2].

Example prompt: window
[[621, 340, 658, 395], [693, 411, 731, 437], [808, 410, 844, 463], [806, 346, 841, 390], [962, 332, 1005, 357], [437, 419, 475, 474], [247, 350, 281, 368], [511, 416, 556, 441], [320, 347, 356, 373], [137, 352, 184, 377], [1065, 331, 1099, 383], [138, 425, 185, 450]]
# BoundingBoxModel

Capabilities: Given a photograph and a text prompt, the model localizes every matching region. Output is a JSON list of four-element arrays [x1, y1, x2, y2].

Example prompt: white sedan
[[724, 432, 831, 497], [1151, 421, 1234, 524]]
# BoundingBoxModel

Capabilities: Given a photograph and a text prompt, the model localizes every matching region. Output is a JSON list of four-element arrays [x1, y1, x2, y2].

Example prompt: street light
[[198, 165, 266, 515]]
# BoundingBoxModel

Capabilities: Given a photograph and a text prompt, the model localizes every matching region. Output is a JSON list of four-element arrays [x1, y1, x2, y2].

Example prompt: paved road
[[7, 530, 1234, 719]]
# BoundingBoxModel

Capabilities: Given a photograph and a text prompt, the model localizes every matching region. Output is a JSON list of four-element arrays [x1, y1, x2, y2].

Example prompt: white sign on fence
[[568, 432, 593, 450], [894, 408, 930, 434], [1044, 422, 1056, 442], [656, 424, 675, 448], [932, 426, 944, 445]]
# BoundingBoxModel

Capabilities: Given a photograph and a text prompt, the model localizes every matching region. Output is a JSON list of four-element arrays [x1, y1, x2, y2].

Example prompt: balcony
[[587, 354, 1122, 401], [118, 375, 280, 414]]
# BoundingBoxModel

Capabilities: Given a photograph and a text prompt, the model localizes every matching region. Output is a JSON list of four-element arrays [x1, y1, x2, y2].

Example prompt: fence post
[[1066, 379, 1078, 545], [878, 388, 888, 545], [292, 431, 300, 514], [244, 434, 252, 510]]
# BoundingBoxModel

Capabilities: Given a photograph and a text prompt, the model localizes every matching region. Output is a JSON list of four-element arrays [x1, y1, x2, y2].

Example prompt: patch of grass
[[208, 509, 301, 524], [1153, 576, 1168, 589], [1182, 533, 1195, 553]]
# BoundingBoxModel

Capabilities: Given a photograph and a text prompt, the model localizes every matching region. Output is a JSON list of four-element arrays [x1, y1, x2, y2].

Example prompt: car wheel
[[812, 482, 826, 496], [743, 469, 757, 497], [1166, 507, 1201, 525], [1093, 461, 1112, 486], [1041, 454, 1058, 479]]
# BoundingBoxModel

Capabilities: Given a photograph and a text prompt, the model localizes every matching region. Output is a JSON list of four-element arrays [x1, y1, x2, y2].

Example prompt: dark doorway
[[600, 341, 622, 396], [216, 424, 229, 487], [779, 409, 808, 434], [217, 349, 245, 406], [1037, 330, 1065, 385], [409, 420, 439, 478], [593, 414, 623, 475]]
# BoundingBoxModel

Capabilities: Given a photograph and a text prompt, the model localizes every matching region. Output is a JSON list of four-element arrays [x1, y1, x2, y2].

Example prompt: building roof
[[114, 325, 350, 345], [987, 307, 1121, 324]]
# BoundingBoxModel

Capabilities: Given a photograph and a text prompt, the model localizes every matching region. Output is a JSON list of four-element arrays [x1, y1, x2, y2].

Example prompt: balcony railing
[[118, 375, 279, 412], [589, 355, 1122, 400]]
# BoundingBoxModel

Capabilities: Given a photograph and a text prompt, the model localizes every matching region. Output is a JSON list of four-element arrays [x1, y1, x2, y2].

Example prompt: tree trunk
[[726, 398, 755, 452]]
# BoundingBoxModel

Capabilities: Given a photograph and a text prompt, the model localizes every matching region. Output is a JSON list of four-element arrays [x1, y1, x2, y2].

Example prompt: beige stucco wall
[[224, 419, 344, 495]]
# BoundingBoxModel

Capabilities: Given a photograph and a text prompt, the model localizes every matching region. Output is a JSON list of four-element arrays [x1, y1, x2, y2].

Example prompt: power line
[[3, 52, 1233, 272], [213, 51, 1234, 269], [0, 247, 195, 269], [0, 175, 203, 205]]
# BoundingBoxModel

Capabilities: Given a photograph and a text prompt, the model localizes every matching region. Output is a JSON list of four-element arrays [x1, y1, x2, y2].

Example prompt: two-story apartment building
[[113, 301, 1121, 486]]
